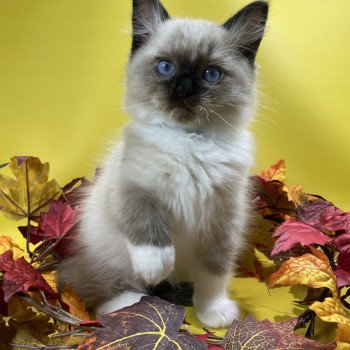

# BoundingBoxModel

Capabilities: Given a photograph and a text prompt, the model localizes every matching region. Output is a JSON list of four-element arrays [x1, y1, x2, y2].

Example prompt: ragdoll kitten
[[58, 0, 268, 328]]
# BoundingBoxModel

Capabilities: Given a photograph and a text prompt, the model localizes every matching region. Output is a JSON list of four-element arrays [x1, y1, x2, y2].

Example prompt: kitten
[[58, 0, 268, 328]]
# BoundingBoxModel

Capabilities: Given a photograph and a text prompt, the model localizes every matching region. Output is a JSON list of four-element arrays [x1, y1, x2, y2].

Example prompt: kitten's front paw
[[128, 244, 175, 285], [195, 297, 239, 328]]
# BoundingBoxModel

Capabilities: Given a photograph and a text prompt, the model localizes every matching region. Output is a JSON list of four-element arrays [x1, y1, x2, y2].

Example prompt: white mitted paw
[[96, 291, 147, 315], [127, 243, 175, 285], [195, 297, 239, 328]]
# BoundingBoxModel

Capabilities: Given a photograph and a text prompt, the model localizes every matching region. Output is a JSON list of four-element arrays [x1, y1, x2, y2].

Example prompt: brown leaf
[[223, 315, 335, 350], [251, 176, 296, 222], [78, 296, 207, 350]]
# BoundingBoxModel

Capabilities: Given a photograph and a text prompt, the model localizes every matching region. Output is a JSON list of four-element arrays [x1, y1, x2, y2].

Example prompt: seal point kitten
[[58, 0, 268, 328]]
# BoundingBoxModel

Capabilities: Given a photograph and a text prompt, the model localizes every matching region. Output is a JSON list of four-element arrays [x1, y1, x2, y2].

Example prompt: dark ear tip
[[246, 1, 269, 15]]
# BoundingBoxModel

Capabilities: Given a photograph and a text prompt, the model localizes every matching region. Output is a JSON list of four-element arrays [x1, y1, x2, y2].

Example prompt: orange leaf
[[61, 285, 90, 320], [269, 248, 350, 326], [269, 250, 337, 296], [260, 159, 285, 182]]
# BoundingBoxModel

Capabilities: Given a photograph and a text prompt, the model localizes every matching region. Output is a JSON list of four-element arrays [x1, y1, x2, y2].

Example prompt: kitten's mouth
[[165, 99, 197, 123], [170, 105, 196, 123]]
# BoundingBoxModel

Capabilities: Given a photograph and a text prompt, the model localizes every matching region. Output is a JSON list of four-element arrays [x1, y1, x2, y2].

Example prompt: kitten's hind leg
[[96, 291, 148, 315]]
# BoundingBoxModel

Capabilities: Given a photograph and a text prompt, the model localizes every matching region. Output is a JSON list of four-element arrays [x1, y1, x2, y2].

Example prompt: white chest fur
[[117, 122, 254, 234]]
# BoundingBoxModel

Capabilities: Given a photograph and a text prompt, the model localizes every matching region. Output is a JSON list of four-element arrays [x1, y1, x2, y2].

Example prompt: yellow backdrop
[[0, 1, 347, 340]]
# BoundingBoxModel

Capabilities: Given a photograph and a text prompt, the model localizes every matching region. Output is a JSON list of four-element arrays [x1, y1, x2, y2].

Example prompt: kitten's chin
[[169, 106, 196, 124]]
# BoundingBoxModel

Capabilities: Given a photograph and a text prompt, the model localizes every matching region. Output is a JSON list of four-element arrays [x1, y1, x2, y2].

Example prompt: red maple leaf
[[271, 219, 333, 256], [19, 200, 80, 259], [0, 250, 55, 302], [297, 200, 350, 233], [18, 224, 43, 245], [334, 233, 350, 287], [39, 200, 78, 241]]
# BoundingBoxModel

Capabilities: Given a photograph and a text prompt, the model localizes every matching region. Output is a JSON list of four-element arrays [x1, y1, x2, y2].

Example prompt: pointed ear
[[131, 0, 170, 53], [223, 1, 268, 65]]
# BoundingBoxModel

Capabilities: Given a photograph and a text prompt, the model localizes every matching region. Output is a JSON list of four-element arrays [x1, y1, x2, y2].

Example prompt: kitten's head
[[125, 0, 268, 131]]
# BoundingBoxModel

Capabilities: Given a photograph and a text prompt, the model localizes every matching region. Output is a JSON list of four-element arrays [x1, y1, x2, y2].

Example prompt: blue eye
[[156, 60, 175, 76], [203, 67, 221, 84]]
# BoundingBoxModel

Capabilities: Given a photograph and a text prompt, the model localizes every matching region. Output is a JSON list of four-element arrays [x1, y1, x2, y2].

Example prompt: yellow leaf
[[41, 270, 58, 293], [269, 250, 337, 296], [0, 235, 29, 261], [62, 285, 90, 320], [310, 298, 349, 324], [269, 248, 350, 325], [286, 185, 304, 205], [336, 323, 350, 350], [260, 159, 285, 182], [0, 157, 62, 221]]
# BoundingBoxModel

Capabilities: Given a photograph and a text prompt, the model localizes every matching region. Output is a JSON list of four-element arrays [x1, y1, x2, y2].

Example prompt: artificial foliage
[[0, 156, 349, 349]]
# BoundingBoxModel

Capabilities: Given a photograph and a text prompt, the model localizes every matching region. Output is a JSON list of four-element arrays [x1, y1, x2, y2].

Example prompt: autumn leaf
[[309, 297, 349, 324], [269, 248, 338, 295], [271, 219, 333, 255], [36, 199, 79, 259], [297, 200, 350, 233], [61, 176, 91, 207], [62, 285, 90, 320], [237, 246, 264, 280], [251, 176, 296, 222], [335, 259, 350, 288], [19, 200, 80, 259], [39, 199, 78, 239], [332, 234, 350, 288], [260, 159, 286, 182], [336, 323, 350, 350], [0, 157, 62, 221], [18, 225, 43, 245], [223, 315, 335, 350], [78, 296, 207, 350], [0, 284, 7, 316], [0, 250, 55, 302], [269, 247, 349, 325], [0, 318, 85, 350], [0, 235, 29, 261]]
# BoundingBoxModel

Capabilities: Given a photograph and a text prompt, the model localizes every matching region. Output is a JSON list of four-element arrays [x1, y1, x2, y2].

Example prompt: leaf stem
[[25, 162, 32, 257], [36, 261, 59, 271], [15, 293, 82, 327], [51, 330, 91, 339], [31, 239, 62, 263], [26, 216, 32, 257]]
